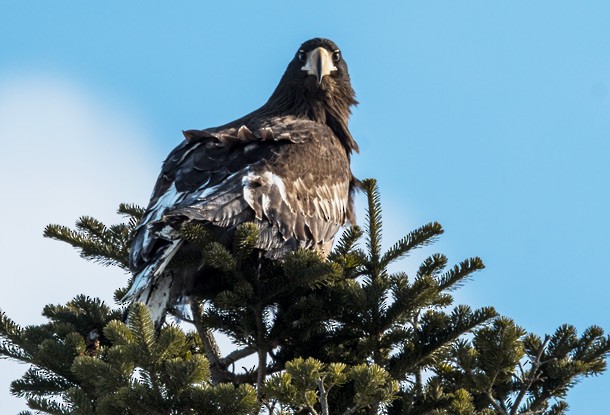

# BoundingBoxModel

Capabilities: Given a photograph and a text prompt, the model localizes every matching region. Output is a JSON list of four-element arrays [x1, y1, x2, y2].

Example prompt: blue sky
[[1, 2, 609, 412]]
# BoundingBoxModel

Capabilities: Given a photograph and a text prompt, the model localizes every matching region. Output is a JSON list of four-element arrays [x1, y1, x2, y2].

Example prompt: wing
[[242, 116, 353, 257], [125, 116, 352, 301], [171, 116, 353, 257]]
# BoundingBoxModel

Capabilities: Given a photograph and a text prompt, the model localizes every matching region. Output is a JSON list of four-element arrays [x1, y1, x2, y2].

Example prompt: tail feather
[[133, 271, 175, 328], [124, 239, 183, 328]]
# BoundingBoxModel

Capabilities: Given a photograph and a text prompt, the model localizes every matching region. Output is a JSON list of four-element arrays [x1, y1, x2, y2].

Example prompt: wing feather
[[126, 116, 353, 301]]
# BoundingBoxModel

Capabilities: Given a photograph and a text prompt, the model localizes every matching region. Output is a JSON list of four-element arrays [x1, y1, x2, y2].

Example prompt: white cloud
[[0, 75, 159, 413]]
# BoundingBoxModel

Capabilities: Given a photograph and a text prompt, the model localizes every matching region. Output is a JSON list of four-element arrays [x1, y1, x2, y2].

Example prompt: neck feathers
[[261, 78, 359, 156]]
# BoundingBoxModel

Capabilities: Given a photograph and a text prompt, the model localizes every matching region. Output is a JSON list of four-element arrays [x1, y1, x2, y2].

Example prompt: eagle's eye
[[332, 50, 341, 62], [297, 50, 306, 62]]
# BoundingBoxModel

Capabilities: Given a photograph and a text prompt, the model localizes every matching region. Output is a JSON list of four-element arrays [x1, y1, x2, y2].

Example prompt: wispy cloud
[[0, 74, 158, 412]]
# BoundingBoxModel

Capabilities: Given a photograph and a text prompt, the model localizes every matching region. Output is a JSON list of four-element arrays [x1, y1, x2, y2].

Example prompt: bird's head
[[267, 38, 356, 103], [293, 38, 349, 90], [261, 38, 359, 154]]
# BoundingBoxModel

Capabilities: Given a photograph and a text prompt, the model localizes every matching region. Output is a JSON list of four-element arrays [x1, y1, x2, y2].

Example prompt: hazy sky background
[[1, 2, 609, 413]]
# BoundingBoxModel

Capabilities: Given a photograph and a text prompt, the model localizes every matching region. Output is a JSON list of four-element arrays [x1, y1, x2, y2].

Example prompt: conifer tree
[[1, 180, 608, 414]]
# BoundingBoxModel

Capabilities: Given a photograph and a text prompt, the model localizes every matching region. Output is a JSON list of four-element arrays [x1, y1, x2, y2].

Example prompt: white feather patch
[[123, 239, 182, 301], [134, 272, 174, 327], [267, 172, 287, 201], [242, 170, 289, 221]]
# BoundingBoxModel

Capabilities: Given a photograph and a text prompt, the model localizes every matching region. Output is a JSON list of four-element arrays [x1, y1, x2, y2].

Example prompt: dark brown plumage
[[124, 38, 360, 325]]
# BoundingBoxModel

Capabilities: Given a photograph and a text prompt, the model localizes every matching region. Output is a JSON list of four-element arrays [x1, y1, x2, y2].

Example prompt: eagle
[[124, 38, 360, 326]]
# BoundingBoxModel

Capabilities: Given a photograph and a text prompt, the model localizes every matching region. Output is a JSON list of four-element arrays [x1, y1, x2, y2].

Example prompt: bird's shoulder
[[148, 116, 339, 207], [183, 115, 335, 146]]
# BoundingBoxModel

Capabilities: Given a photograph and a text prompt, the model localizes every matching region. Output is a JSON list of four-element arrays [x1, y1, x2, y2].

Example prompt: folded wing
[[125, 116, 352, 305]]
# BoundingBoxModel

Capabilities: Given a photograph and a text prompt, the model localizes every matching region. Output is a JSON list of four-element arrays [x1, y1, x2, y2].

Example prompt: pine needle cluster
[[1, 180, 608, 414]]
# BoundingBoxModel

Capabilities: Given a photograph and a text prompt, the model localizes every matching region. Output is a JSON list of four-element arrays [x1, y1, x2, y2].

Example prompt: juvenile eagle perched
[[125, 38, 360, 324]]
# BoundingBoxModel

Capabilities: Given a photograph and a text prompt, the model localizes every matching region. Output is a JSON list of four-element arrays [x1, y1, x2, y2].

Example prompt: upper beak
[[301, 47, 337, 84]]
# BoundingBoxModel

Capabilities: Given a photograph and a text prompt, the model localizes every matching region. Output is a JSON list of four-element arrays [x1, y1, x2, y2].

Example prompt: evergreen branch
[[390, 306, 497, 378], [544, 401, 569, 415], [64, 387, 95, 414], [104, 319, 135, 347], [510, 336, 550, 415], [331, 225, 364, 257], [416, 253, 449, 279], [202, 305, 252, 343], [522, 325, 610, 414], [44, 220, 130, 269], [179, 222, 212, 249], [125, 303, 156, 363], [191, 383, 259, 414], [42, 206, 139, 270], [75, 216, 108, 241], [117, 203, 145, 225], [574, 325, 605, 360], [483, 389, 507, 415], [546, 324, 577, 358], [160, 354, 211, 397], [10, 367, 73, 398], [383, 273, 438, 329], [0, 341, 30, 362], [255, 304, 269, 399], [26, 396, 70, 415], [166, 248, 203, 271], [232, 222, 260, 262], [380, 222, 444, 268], [113, 283, 132, 305], [473, 317, 526, 387], [0, 310, 31, 362], [35, 333, 85, 383], [219, 346, 257, 368], [190, 301, 223, 384], [318, 378, 329, 415], [42, 295, 120, 331], [152, 325, 191, 362], [331, 249, 368, 280], [436, 257, 485, 292], [362, 178, 383, 265], [202, 242, 237, 273], [71, 354, 128, 399], [275, 250, 339, 295]]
